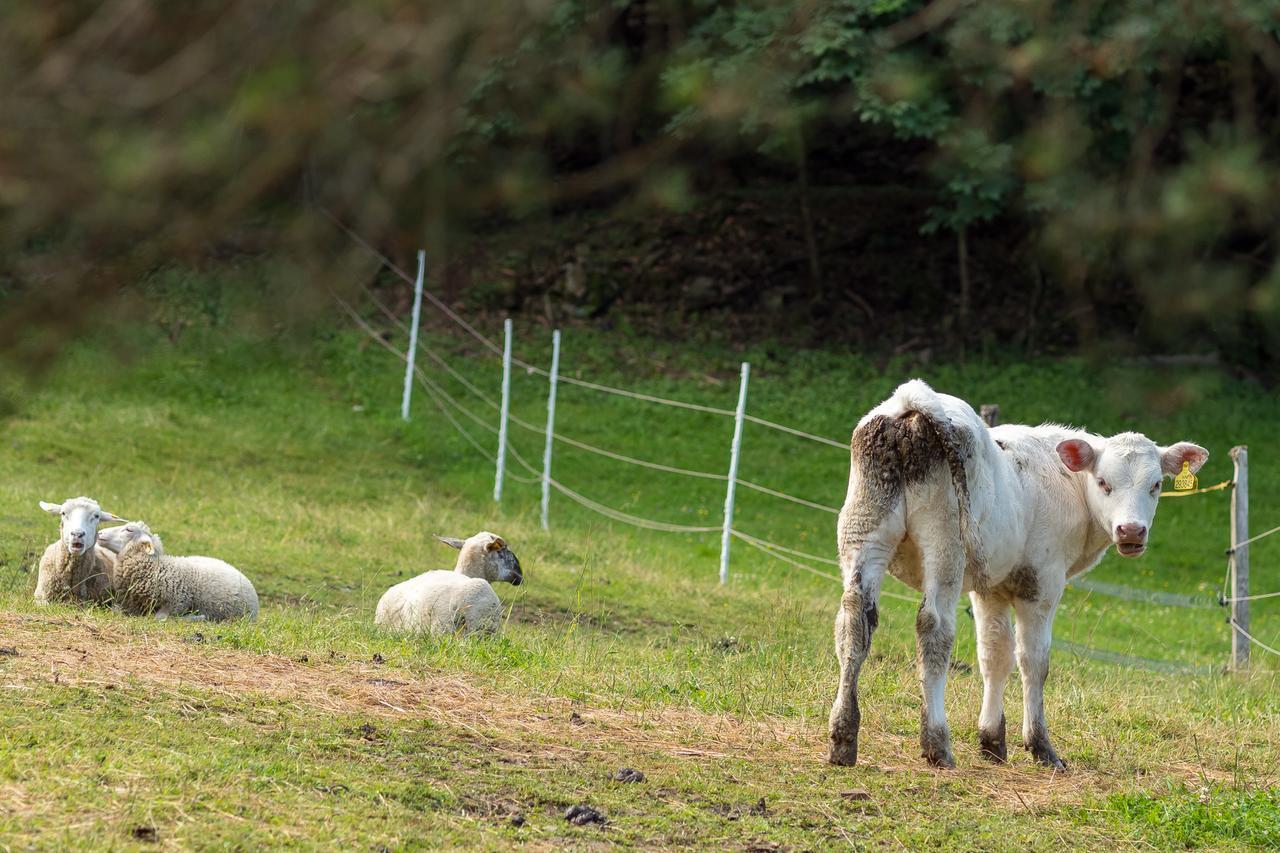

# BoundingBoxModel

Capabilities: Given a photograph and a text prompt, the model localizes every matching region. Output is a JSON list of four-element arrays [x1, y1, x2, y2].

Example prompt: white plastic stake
[[493, 319, 514, 502], [1230, 445, 1249, 670], [400, 249, 426, 421], [720, 362, 750, 584], [540, 329, 562, 530]]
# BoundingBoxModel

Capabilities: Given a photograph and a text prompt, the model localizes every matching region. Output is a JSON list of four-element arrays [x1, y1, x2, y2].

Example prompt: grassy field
[[0, 279, 1277, 848]]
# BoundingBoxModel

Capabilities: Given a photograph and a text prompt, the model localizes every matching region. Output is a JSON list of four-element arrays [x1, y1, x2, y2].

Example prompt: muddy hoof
[[921, 725, 954, 769], [1026, 738, 1067, 771], [827, 739, 858, 766], [979, 717, 1007, 763], [923, 750, 956, 769]]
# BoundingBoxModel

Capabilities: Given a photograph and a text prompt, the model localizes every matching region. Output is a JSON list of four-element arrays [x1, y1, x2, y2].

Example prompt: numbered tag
[[1173, 460, 1198, 492]]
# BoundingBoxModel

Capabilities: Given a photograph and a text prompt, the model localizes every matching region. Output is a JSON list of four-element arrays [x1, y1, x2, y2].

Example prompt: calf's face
[[1057, 434, 1208, 557]]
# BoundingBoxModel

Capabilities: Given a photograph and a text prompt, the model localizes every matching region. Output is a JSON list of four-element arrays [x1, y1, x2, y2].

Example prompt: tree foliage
[[3, 1, 1280, 370]]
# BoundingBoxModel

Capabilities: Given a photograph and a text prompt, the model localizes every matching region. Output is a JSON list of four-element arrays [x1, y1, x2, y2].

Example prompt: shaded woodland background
[[3, 0, 1280, 376]]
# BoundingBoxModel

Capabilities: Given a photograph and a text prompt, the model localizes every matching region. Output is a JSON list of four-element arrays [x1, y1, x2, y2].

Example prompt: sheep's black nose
[[511, 573, 523, 586]]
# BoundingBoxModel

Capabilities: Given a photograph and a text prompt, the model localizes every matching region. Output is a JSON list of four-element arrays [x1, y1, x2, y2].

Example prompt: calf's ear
[[1160, 442, 1209, 476], [1056, 439, 1097, 472]]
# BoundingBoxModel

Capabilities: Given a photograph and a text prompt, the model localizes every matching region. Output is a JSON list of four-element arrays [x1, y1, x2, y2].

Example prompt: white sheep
[[35, 496, 125, 606], [95, 521, 259, 621], [375, 532, 523, 636]]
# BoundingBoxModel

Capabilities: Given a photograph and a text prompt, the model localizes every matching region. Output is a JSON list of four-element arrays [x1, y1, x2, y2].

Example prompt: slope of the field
[[0, 297, 1277, 848]]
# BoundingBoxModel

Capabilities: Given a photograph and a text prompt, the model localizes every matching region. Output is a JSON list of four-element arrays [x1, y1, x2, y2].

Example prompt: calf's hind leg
[[970, 592, 1014, 762], [827, 510, 901, 766], [916, 536, 964, 768]]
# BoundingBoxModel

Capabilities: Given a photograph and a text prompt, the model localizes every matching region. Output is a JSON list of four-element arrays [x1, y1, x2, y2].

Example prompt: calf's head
[[1057, 433, 1208, 557], [436, 531, 522, 585], [39, 497, 123, 557]]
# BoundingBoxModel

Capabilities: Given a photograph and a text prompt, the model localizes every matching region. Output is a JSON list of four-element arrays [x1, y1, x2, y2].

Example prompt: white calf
[[828, 380, 1207, 770]]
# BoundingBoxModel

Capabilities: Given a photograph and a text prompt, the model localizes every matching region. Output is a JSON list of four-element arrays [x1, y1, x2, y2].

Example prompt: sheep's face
[[40, 497, 122, 557], [96, 521, 163, 558], [438, 532, 523, 585]]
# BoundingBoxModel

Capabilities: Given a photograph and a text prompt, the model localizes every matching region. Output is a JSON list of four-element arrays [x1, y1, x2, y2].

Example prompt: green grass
[[0, 283, 1277, 848]]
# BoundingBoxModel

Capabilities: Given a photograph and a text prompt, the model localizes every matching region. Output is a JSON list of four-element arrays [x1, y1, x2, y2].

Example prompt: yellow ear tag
[[1173, 460, 1198, 492]]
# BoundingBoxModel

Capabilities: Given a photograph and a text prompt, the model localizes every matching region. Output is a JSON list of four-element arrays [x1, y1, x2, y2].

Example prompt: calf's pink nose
[[1116, 524, 1146, 542]]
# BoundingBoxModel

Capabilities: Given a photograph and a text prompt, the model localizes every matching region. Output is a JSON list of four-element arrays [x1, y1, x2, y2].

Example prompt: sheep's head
[[39, 496, 123, 557], [437, 531, 522, 585], [96, 521, 164, 559]]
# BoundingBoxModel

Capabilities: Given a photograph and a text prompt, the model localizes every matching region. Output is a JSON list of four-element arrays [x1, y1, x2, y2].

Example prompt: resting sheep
[[35, 496, 125, 605], [95, 521, 259, 621], [375, 532, 522, 636]]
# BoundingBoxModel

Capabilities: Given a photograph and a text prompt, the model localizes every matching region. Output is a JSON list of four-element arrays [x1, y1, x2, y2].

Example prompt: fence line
[[736, 479, 840, 514], [333, 230, 1278, 673], [359, 284, 1245, 669], [344, 291, 1254, 620], [1230, 619, 1280, 658], [558, 374, 736, 417], [556, 433, 727, 480], [361, 302, 732, 485], [417, 367, 500, 435], [549, 478, 721, 534], [731, 533, 839, 582], [1226, 521, 1280, 553], [420, 341, 502, 410], [1222, 589, 1280, 604], [744, 414, 848, 450], [1067, 577, 1218, 610], [1051, 639, 1218, 676], [729, 530, 921, 603]]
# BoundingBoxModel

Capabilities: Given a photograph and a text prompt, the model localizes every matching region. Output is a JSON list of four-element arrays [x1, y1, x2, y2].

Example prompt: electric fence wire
[[1230, 619, 1280, 658]]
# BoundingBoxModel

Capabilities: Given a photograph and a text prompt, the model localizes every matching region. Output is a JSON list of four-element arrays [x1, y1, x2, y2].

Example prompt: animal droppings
[[564, 804, 607, 826]]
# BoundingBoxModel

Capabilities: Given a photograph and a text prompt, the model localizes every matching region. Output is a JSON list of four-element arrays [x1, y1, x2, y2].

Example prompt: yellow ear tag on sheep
[[1173, 461, 1198, 492]]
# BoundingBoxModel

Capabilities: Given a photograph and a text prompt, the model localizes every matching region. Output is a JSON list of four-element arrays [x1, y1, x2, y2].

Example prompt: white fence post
[[493, 318, 513, 503], [720, 362, 750, 584], [1230, 445, 1249, 671], [540, 329, 562, 530], [400, 249, 426, 421]]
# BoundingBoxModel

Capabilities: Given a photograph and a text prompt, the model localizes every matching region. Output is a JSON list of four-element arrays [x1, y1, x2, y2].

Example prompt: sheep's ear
[[38, 501, 62, 515], [434, 535, 466, 550], [486, 537, 506, 552], [100, 510, 125, 523], [142, 535, 156, 556]]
